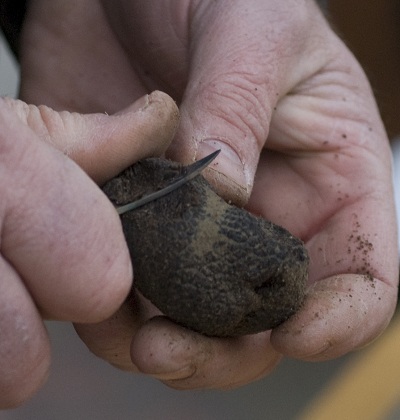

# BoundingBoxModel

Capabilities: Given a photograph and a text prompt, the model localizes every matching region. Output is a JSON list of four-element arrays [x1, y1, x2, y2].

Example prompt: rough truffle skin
[[103, 158, 309, 337]]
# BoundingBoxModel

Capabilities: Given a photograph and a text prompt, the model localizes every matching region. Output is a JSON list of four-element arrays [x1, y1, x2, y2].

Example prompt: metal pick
[[116, 150, 220, 215]]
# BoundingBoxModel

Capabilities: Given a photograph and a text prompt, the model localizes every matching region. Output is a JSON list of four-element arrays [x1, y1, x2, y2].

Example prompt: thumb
[[5, 90, 179, 184], [168, 1, 325, 205]]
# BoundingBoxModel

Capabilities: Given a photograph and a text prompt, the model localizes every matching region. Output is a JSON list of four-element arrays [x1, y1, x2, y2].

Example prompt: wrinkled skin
[[0, 0, 397, 407]]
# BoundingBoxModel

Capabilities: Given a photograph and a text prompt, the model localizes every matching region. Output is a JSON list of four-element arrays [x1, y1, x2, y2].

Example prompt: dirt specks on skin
[[346, 213, 376, 279]]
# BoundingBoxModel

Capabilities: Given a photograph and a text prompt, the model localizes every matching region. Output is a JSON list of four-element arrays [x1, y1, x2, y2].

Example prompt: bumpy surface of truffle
[[103, 158, 309, 337]]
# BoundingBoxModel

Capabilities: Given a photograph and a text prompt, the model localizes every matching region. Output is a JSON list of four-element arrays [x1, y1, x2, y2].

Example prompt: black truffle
[[103, 158, 309, 337]]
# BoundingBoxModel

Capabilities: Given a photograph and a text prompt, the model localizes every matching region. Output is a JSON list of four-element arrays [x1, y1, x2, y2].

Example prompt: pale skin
[[0, 0, 397, 408]]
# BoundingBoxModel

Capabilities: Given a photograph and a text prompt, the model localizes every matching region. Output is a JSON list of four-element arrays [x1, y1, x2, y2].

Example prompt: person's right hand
[[0, 91, 179, 408]]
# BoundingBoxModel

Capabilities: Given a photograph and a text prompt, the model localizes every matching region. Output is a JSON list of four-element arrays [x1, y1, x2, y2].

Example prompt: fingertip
[[167, 136, 257, 206], [130, 317, 198, 381], [3, 153, 133, 324], [81, 234, 133, 323], [132, 317, 281, 390], [169, 84, 263, 206], [74, 301, 140, 372], [87, 90, 180, 184], [42, 191, 134, 324], [271, 275, 397, 361], [196, 139, 252, 206], [9, 90, 180, 185]]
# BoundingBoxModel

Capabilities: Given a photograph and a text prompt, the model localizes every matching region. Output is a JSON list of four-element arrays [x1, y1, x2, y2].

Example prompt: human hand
[[0, 92, 179, 408], [19, 0, 398, 390]]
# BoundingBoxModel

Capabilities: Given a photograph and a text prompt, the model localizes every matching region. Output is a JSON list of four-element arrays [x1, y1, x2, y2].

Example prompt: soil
[[103, 158, 309, 337]]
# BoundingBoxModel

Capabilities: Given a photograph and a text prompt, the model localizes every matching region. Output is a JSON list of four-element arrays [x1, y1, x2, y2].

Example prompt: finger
[[0, 257, 50, 408], [77, 305, 282, 390], [4, 90, 179, 184], [131, 317, 282, 390], [74, 303, 141, 373], [0, 99, 131, 322], [168, 1, 328, 204], [271, 275, 398, 361], [74, 292, 161, 372]]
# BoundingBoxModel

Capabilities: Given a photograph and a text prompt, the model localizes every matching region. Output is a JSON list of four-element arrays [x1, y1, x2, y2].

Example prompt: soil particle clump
[[103, 158, 309, 337]]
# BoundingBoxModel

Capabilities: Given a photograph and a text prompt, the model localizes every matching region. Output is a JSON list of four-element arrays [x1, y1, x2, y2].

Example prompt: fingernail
[[149, 365, 196, 381], [196, 139, 250, 205], [131, 93, 150, 111], [116, 94, 150, 116]]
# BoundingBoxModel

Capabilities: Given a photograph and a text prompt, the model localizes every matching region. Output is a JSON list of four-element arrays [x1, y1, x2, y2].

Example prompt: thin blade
[[116, 150, 220, 215]]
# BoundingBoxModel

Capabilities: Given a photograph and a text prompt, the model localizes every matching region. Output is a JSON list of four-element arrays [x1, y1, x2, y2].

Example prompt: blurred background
[[1, 2, 400, 419]]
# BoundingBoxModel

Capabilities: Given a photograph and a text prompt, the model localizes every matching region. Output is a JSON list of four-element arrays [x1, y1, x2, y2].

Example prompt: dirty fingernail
[[196, 139, 250, 205], [131, 93, 150, 111], [116, 94, 149, 116], [149, 365, 196, 381]]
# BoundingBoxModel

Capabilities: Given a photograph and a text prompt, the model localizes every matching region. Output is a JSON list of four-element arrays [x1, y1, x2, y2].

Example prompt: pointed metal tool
[[116, 150, 220, 215]]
